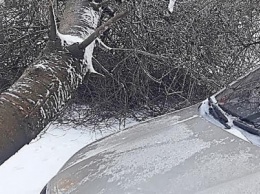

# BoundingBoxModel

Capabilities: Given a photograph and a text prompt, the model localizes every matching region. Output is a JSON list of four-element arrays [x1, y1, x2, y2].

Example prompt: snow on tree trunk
[[0, 0, 99, 165], [168, 0, 176, 13]]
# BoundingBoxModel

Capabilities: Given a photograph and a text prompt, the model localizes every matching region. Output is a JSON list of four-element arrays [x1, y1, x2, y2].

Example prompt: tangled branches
[[1, 0, 260, 128], [0, 1, 60, 91], [67, 0, 260, 127]]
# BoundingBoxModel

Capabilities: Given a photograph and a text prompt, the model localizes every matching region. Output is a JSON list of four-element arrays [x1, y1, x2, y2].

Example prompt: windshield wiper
[[232, 111, 260, 136], [208, 97, 231, 129], [233, 119, 260, 136], [216, 100, 260, 136], [241, 112, 260, 125]]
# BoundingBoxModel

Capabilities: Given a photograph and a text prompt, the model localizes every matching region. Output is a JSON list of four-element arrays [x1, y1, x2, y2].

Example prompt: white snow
[[57, 31, 99, 74], [168, 0, 177, 13], [0, 119, 137, 194], [83, 41, 98, 73], [57, 32, 84, 46], [56, 6, 100, 74], [97, 38, 112, 50], [34, 63, 47, 70]]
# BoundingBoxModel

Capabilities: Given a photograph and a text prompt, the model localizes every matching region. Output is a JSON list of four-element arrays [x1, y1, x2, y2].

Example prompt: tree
[[1, 0, 260, 165], [0, 0, 50, 91], [0, 0, 126, 165]]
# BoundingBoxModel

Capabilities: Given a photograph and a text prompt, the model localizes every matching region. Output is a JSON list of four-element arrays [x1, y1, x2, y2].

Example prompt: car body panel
[[46, 105, 260, 194]]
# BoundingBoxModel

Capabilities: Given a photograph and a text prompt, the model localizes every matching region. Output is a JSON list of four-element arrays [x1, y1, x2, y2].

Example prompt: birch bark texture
[[0, 0, 100, 165]]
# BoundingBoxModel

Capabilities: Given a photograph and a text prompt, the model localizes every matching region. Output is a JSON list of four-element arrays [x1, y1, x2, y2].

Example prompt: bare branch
[[78, 11, 128, 50]]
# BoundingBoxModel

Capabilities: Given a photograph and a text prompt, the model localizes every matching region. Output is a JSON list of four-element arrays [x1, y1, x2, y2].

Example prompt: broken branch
[[78, 11, 128, 49]]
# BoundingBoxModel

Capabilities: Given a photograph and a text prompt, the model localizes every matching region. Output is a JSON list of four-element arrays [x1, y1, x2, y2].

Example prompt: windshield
[[215, 67, 260, 127]]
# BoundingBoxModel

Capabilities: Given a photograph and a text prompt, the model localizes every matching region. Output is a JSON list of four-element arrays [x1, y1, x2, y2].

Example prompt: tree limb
[[79, 11, 128, 49], [67, 10, 128, 59]]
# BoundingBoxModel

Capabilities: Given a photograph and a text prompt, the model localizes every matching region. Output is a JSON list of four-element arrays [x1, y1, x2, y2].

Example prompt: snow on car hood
[[46, 105, 260, 194]]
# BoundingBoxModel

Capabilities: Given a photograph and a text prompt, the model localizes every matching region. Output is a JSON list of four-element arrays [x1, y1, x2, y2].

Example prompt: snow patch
[[0, 117, 137, 194], [168, 0, 177, 13], [83, 41, 98, 73], [34, 63, 47, 70], [56, 6, 100, 74], [57, 31, 98, 74], [57, 32, 83, 46], [3, 92, 20, 99]]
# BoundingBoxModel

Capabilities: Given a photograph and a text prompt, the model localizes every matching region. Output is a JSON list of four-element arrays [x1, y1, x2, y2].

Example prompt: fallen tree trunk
[[0, 0, 100, 165]]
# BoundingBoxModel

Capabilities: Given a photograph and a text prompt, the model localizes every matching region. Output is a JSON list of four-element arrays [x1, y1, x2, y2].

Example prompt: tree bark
[[0, 0, 100, 165]]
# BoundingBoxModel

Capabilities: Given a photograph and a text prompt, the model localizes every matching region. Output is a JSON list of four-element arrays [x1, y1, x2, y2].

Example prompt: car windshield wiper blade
[[241, 112, 260, 125], [208, 97, 231, 129], [218, 104, 241, 118], [233, 119, 260, 136], [214, 99, 260, 136]]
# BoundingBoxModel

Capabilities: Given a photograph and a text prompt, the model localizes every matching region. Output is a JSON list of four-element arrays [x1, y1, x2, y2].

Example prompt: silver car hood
[[46, 105, 260, 194]]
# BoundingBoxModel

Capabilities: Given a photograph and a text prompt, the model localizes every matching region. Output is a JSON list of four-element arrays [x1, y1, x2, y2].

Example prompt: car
[[42, 67, 260, 194]]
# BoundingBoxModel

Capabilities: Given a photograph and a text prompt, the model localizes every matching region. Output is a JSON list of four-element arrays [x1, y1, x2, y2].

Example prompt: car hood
[[46, 104, 260, 194]]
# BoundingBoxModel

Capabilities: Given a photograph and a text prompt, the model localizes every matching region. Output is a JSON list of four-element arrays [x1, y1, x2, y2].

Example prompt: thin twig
[[97, 38, 169, 59]]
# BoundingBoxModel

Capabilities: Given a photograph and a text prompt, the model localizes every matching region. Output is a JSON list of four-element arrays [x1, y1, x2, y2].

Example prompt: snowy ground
[[0, 119, 137, 194]]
